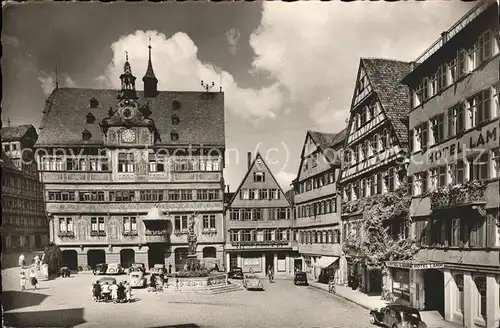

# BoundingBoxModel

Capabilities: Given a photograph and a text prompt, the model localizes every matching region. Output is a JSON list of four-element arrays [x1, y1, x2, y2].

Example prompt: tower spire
[[143, 36, 158, 98], [118, 50, 137, 100], [55, 63, 59, 89]]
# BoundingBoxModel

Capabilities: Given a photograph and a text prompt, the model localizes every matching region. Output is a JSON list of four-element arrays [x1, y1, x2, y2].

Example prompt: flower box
[[123, 231, 138, 237], [58, 231, 75, 238], [429, 180, 487, 210], [90, 231, 107, 237]]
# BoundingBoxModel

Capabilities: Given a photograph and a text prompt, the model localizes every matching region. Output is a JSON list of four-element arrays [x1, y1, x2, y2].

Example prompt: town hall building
[[35, 44, 226, 271]]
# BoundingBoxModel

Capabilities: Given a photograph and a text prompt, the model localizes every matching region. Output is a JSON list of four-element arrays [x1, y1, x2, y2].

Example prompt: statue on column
[[187, 214, 197, 256]]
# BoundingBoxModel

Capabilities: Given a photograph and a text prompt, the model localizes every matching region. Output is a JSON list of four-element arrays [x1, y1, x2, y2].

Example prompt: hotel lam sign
[[428, 121, 499, 164]]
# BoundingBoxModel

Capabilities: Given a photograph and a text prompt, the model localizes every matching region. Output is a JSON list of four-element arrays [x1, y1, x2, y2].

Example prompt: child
[[20, 271, 26, 291], [29, 270, 38, 290]]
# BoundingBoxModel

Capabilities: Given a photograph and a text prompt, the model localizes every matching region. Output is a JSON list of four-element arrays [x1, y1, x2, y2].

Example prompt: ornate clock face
[[120, 107, 135, 120], [121, 129, 136, 143]]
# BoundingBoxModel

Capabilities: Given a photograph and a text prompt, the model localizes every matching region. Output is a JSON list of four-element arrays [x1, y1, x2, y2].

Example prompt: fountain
[[164, 214, 240, 294]]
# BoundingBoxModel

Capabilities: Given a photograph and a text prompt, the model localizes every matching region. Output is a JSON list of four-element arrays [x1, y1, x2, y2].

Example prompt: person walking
[[101, 282, 111, 301], [29, 270, 38, 290], [125, 282, 132, 303], [267, 265, 274, 283], [110, 281, 119, 303], [20, 271, 27, 291], [92, 280, 102, 302], [19, 253, 25, 267], [168, 263, 172, 274]]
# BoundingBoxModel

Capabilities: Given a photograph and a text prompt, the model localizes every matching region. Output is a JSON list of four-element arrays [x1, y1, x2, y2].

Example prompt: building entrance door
[[148, 244, 165, 269], [294, 259, 303, 272], [265, 253, 274, 273], [229, 254, 237, 270], [424, 269, 445, 317]]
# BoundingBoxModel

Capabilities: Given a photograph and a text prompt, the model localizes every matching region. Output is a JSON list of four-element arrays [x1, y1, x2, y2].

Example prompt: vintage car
[[129, 271, 147, 288], [243, 274, 264, 290], [227, 267, 244, 279], [128, 263, 146, 274], [93, 263, 108, 275], [369, 304, 427, 328], [150, 264, 168, 276], [106, 263, 124, 275], [293, 271, 308, 286], [98, 276, 117, 286]]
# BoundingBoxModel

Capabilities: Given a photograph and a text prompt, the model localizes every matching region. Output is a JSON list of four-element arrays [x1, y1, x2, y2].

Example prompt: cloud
[[275, 171, 296, 190], [37, 72, 55, 96], [64, 76, 77, 87], [225, 28, 240, 56], [249, 1, 474, 133], [96, 30, 283, 120]]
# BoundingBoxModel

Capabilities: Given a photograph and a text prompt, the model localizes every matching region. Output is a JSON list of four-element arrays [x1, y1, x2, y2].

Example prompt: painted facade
[[34, 47, 226, 271], [400, 1, 500, 327]]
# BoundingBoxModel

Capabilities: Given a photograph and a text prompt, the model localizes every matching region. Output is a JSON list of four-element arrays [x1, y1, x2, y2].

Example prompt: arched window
[[172, 115, 180, 125]]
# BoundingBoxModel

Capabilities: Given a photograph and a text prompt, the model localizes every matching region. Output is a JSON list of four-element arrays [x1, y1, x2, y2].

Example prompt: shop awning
[[385, 260, 444, 270], [313, 256, 339, 269]]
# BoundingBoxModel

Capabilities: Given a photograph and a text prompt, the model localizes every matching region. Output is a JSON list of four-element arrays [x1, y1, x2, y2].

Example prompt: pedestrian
[[150, 273, 157, 291], [29, 270, 38, 290], [101, 282, 111, 301], [19, 253, 25, 267], [117, 282, 125, 303], [125, 282, 132, 302], [110, 281, 119, 303], [92, 280, 101, 302], [20, 271, 27, 291], [168, 263, 172, 274], [34, 255, 41, 270]]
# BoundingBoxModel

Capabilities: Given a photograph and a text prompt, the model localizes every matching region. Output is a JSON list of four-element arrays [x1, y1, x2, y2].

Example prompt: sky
[[2, 1, 475, 191]]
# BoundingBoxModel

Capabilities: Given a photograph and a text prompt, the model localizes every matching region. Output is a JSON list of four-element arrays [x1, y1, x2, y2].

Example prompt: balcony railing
[[145, 230, 168, 242], [427, 180, 487, 211], [58, 231, 75, 238], [231, 240, 290, 247]]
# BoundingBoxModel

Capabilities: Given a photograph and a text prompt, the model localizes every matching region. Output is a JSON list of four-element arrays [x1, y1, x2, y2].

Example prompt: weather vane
[[125, 51, 129, 61], [201, 80, 215, 92]]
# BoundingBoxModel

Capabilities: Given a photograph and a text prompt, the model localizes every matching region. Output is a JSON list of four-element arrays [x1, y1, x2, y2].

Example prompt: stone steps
[[163, 283, 242, 294]]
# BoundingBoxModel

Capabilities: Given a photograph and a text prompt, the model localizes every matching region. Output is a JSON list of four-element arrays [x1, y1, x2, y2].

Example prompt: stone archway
[[87, 249, 106, 269], [120, 249, 135, 268], [202, 247, 217, 258], [62, 250, 78, 270]]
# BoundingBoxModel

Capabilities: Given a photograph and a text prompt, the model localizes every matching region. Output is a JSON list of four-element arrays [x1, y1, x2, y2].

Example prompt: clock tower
[[99, 52, 159, 147]]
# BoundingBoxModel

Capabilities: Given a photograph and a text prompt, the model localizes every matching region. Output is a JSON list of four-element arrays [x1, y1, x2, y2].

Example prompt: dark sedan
[[93, 263, 108, 275], [227, 267, 244, 279], [369, 304, 427, 328], [294, 271, 308, 285]]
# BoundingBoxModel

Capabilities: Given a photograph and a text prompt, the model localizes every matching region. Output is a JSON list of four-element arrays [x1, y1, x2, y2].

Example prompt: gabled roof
[[1, 124, 36, 142], [228, 152, 291, 207], [300, 128, 346, 167], [224, 192, 235, 204], [309, 131, 337, 150], [284, 189, 295, 206], [0, 151, 20, 172], [359, 58, 411, 146], [37, 88, 225, 147], [330, 128, 347, 149]]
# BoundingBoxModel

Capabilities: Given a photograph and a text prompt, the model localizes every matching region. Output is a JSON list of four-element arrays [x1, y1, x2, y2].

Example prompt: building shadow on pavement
[[2, 290, 49, 311], [3, 307, 86, 327], [148, 325, 202, 328]]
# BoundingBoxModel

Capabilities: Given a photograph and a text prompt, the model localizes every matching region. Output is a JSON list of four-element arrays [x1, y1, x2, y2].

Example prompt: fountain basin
[[164, 273, 241, 294]]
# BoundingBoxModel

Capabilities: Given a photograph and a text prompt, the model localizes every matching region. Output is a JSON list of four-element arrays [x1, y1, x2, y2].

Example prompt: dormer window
[[254, 172, 265, 182], [172, 115, 180, 125], [172, 100, 181, 110], [82, 129, 92, 141], [86, 112, 96, 124], [171, 132, 179, 141], [89, 98, 99, 108]]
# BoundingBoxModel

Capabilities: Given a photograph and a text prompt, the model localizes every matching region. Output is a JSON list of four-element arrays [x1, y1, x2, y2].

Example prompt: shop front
[[312, 256, 340, 283]]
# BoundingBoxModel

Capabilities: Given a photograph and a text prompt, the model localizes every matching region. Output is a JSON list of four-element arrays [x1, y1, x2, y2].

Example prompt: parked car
[[294, 271, 308, 285], [227, 267, 244, 279], [150, 264, 168, 276], [129, 271, 147, 288], [369, 304, 427, 328], [93, 263, 108, 275], [128, 263, 146, 274], [98, 276, 117, 286], [243, 274, 264, 290], [106, 263, 124, 275]]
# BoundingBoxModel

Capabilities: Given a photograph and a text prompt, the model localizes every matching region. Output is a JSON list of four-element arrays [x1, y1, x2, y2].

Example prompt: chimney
[[247, 152, 252, 170], [226, 185, 230, 193]]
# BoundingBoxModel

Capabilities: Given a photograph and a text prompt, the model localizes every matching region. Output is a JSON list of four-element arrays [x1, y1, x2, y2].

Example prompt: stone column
[[273, 253, 278, 274], [237, 254, 241, 267], [226, 252, 230, 272], [463, 272, 475, 328], [486, 274, 499, 328], [443, 269, 454, 322], [77, 251, 87, 268], [412, 270, 425, 310], [261, 253, 266, 273], [135, 246, 149, 269]]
